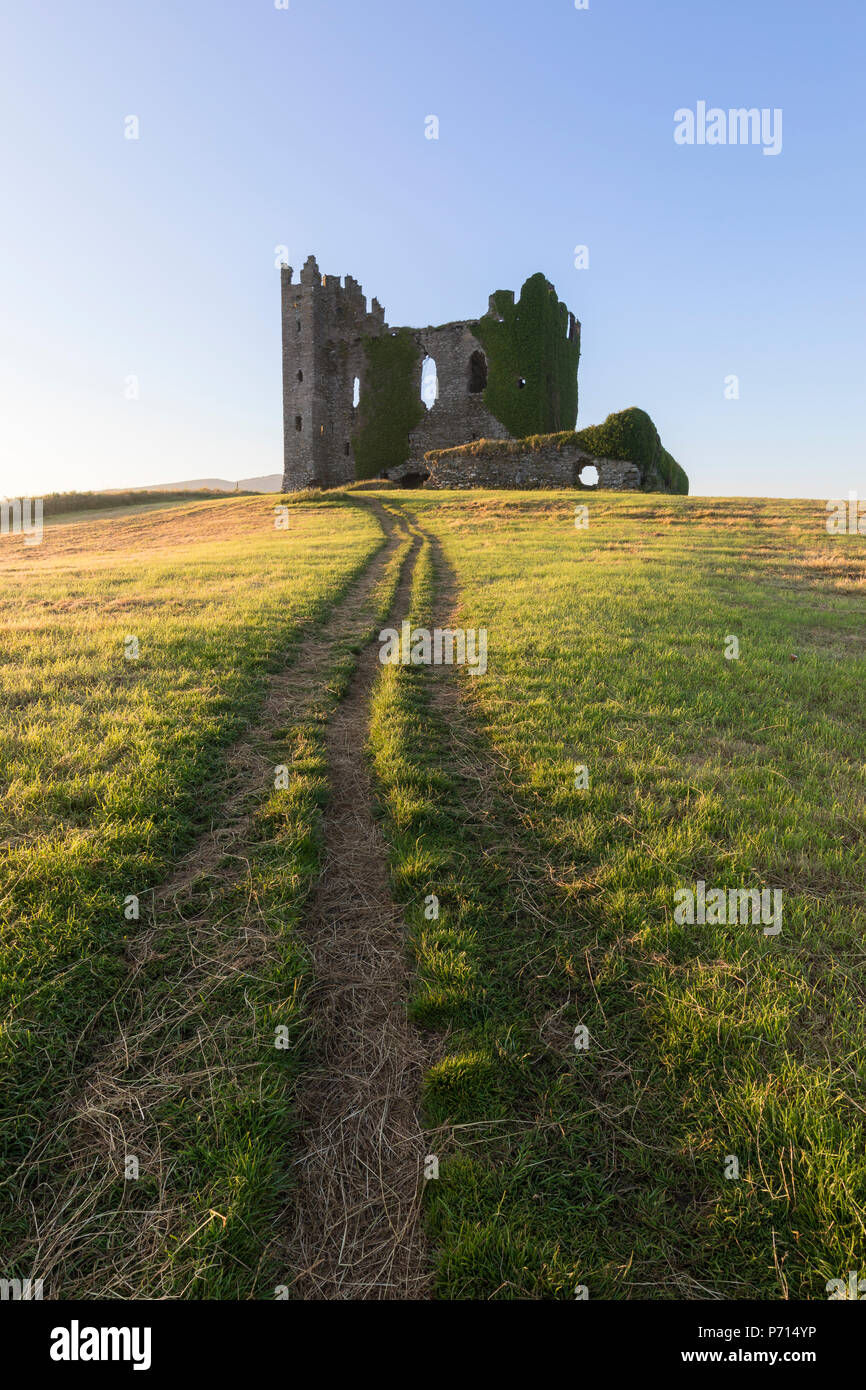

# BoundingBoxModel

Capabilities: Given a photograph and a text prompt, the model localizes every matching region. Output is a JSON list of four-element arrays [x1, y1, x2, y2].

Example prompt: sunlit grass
[[0, 496, 381, 1183], [370, 489, 866, 1299]]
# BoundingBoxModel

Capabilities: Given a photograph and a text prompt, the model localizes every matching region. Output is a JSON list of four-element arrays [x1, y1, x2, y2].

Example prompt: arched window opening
[[295, 415, 302, 431], [420, 355, 438, 411], [352, 376, 360, 408], [297, 370, 303, 383], [468, 350, 488, 393], [578, 464, 599, 488]]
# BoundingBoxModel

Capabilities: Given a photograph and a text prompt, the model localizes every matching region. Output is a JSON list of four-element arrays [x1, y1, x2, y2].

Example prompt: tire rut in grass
[[405, 529, 710, 1298], [279, 522, 435, 1301], [8, 504, 412, 1298]]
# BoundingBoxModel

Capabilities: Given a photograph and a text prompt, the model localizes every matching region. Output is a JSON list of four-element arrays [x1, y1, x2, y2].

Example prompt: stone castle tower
[[280, 255, 386, 491]]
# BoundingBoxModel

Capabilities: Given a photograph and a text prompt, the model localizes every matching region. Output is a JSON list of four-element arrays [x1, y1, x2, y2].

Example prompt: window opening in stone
[[468, 350, 488, 394], [420, 355, 438, 411]]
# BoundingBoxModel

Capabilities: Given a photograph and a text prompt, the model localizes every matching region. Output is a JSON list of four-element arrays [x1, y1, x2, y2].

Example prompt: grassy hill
[[0, 489, 862, 1299]]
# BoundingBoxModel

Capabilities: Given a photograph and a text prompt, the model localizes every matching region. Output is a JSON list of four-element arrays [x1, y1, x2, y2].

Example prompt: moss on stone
[[352, 329, 425, 480], [425, 408, 689, 494], [473, 274, 580, 438], [426, 432, 576, 463], [573, 407, 688, 494]]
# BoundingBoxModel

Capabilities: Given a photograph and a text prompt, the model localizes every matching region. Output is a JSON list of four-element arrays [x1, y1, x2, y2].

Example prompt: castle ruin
[[280, 255, 688, 495], [280, 255, 581, 492]]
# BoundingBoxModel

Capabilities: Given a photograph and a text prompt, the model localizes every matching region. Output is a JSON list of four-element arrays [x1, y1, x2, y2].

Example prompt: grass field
[[1, 487, 863, 1299], [372, 490, 866, 1298], [0, 495, 389, 1292]]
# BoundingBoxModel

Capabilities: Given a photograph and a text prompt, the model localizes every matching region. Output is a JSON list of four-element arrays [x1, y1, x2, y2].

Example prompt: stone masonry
[[420, 441, 641, 491], [405, 318, 511, 461], [280, 256, 386, 491], [280, 256, 582, 492]]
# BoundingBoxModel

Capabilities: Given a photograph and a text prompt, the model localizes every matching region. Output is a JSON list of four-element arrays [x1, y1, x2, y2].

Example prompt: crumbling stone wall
[[421, 439, 641, 491], [405, 321, 510, 460]]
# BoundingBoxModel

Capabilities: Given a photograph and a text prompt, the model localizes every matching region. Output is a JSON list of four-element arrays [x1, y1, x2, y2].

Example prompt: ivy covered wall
[[574, 407, 689, 494], [473, 273, 581, 439], [422, 411, 689, 494], [351, 329, 425, 480]]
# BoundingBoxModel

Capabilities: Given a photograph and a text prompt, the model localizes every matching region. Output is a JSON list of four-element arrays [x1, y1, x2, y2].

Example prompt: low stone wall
[[418, 440, 641, 491], [384, 461, 432, 487]]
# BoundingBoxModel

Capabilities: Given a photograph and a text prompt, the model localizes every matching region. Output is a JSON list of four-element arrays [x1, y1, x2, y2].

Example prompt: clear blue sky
[[1, 0, 863, 498]]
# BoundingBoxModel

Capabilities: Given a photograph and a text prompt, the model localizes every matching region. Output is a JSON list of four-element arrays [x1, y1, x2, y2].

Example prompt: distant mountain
[[106, 474, 283, 495]]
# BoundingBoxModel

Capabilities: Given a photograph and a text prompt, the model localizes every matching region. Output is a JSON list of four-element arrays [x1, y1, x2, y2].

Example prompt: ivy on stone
[[425, 407, 690, 494], [473, 273, 580, 438], [574, 407, 689, 494], [352, 329, 425, 480]]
